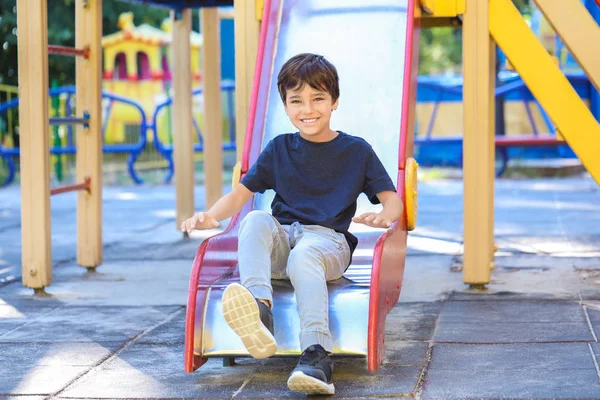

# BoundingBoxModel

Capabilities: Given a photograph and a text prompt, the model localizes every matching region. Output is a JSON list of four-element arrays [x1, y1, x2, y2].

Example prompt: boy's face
[[284, 84, 339, 142]]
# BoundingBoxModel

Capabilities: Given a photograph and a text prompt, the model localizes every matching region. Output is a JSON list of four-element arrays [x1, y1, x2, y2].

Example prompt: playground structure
[[15, 0, 243, 289], [187, 0, 600, 373], [414, 0, 600, 169], [3, 3, 598, 184], [0, 9, 237, 186], [101, 11, 204, 145], [12, 0, 600, 375]]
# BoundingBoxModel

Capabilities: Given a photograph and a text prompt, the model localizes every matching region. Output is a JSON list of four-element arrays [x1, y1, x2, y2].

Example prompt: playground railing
[[0, 86, 148, 186], [151, 81, 237, 183], [415, 73, 589, 175], [0, 83, 237, 186]]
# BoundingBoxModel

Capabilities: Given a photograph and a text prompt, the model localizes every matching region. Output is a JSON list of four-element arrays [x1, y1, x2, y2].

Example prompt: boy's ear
[[332, 99, 339, 111]]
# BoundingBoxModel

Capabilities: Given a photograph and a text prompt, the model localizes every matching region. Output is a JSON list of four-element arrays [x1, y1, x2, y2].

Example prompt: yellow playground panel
[[101, 12, 204, 145]]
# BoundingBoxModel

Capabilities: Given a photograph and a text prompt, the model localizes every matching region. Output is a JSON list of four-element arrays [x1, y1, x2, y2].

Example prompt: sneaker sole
[[287, 371, 335, 395], [222, 283, 277, 359]]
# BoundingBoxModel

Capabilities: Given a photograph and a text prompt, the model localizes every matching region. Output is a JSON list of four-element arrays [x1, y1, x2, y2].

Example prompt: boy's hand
[[181, 212, 219, 233], [352, 212, 393, 228]]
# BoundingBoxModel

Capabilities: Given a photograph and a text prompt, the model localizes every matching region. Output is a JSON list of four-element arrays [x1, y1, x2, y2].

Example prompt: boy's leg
[[286, 227, 349, 352], [286, 227, 350, 395], [238, 210, 290, 303], [222, 210, 290, 359]]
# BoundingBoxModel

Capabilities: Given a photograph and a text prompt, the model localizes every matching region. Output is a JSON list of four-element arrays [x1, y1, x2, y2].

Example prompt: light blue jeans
[[238, 210, 351, 352]]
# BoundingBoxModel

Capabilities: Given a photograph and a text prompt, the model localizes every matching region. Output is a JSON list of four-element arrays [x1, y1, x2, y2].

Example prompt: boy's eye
[[290, 100, 301, 104], [314, 97, 324, 101]]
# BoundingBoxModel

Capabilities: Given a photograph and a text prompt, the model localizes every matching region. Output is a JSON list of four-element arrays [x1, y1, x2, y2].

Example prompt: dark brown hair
[[277, 53, 339, 104]]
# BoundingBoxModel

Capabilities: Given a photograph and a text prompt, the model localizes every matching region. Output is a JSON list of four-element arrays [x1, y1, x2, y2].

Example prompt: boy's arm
[[181, 183, 254, 233], [352, 190, 403, 228], [377, 190, 403, 223]]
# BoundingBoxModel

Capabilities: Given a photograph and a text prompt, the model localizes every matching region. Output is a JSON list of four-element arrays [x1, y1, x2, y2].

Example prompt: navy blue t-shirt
[[241, 131, 396, 256]]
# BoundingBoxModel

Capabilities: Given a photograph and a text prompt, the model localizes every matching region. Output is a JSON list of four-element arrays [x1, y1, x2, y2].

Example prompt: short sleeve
[[363, 146, 396, 204], [241, 140, 276, 193]]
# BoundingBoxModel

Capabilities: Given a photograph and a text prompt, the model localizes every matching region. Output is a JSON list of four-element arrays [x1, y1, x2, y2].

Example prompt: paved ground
[[2, 174, 600, 399]]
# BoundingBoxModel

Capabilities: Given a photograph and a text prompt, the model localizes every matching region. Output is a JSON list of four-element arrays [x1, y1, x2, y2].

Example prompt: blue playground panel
[[414, 72, 588, 168]]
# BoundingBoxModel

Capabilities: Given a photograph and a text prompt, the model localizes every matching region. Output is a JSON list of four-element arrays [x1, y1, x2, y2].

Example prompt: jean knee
[[240, 210, 275, 235]]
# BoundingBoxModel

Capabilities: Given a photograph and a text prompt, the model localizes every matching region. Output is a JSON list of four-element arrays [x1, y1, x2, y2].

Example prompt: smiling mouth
[[301, 118, 318, 123]]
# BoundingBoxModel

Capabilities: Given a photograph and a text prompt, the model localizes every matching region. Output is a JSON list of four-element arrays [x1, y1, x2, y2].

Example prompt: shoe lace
[[299, 346, 325, 366]]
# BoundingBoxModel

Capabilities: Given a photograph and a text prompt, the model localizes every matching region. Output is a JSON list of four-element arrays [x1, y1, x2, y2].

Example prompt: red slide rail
[[367, 0, 420, 371], [184, 0, 279, 373]]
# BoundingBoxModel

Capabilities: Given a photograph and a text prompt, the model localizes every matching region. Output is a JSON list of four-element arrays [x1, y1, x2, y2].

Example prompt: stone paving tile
[[0, 303, 60, 336], [382, 340, 428, 366], [0, 306, 180, 343], [0, 365, 88, 396], [582, 289, 600, 301], [449, 291, 582, 302], [60, 344, 266, 399], [588, 343, 600, 368], [138, 310, 186, 345], [237, 358, 420, 398], [0, 343, 120, 395], [399, 256, 462, 302], [0, 342, 121, 367], [434, 301, 594, 343], [385, 302, 442, 341], [0, 262, 192, 307], [583, 307, 600, 339], [421, 343, 600, 400], [435, 321, 593, 343], [495, 235, 600, 255], [439, 301, 587, 323], [61, 343, 421, 399], [0, 397, 45, 400], [493, 255, 600, 270]]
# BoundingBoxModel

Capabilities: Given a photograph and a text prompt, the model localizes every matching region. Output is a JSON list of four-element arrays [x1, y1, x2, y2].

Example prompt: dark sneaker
[[222, 283, 277, 358], [287, 344, 335, 395]]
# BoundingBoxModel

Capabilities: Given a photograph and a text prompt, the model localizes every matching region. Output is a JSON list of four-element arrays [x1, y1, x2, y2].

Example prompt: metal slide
[[185, 0, 420, 373]]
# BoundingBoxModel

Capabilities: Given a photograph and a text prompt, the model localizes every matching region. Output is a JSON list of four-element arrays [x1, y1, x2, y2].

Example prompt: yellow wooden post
[[76, 0, 103, 269], [17, 0, 52, 290], [172, 10, 195, 228], [462, 0, 495, 286], [234, 0, 260, 162], [201, 8, 223, 208], [534, 0, 600, 91]]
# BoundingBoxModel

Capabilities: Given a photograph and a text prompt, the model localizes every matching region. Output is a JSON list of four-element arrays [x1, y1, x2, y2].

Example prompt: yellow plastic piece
[[232, 161, 242, 189], [490, 0, 600, 186], [256, 0, 264, 20], [534, 0, 600, 95], [420, 0, 465, 17], [405, 157, 418, 231]]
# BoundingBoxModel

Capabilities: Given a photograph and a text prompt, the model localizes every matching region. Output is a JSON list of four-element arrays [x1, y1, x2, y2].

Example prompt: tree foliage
[[418, 0, 532, 75], [0, 0, 169, 87]]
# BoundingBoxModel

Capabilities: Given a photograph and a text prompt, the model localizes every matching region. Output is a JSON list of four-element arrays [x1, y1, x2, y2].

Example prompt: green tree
[[418, 0, 532, 75], [419, 27, 462, 75], [0, 0, 169, 87]]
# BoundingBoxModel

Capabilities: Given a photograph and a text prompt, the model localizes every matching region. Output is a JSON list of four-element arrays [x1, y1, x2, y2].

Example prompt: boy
[[181, 53, 402, 395]]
